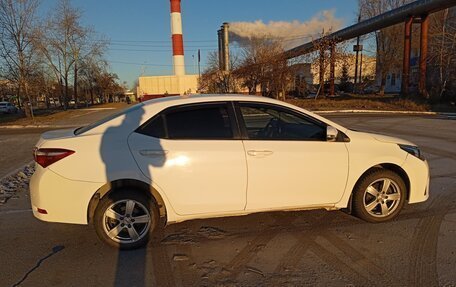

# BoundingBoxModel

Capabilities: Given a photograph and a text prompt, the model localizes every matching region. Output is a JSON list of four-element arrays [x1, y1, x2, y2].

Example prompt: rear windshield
[[74, 103, 144, 135]]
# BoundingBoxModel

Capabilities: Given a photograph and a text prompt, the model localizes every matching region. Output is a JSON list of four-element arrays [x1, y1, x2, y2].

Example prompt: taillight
[[33, 148, 75, 168]]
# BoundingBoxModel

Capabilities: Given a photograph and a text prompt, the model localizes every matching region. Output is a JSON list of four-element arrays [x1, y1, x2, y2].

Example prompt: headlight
[[399, 144, 424, 160]]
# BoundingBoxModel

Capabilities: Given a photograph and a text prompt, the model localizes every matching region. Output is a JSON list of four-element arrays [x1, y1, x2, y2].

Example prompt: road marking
[[84, 108, 116, 111], [69, 110, 97, 118], [316, 110, 438, 115]]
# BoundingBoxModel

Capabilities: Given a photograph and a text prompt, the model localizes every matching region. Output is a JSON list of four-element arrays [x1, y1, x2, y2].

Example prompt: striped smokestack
[[222, 22, 230, 72], [170, 0, 185, 76]]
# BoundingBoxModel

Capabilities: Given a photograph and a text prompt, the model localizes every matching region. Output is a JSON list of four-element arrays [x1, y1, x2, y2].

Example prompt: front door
[[237, 102, 349, 210]]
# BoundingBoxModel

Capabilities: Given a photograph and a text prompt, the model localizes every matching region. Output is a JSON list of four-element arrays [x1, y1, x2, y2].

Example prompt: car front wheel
[[352, 169, 406, 223], [94, 189, 158, 249]]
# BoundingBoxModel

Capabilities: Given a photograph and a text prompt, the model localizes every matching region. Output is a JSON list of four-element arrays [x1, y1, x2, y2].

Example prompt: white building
[[138, 74, 199, 101]]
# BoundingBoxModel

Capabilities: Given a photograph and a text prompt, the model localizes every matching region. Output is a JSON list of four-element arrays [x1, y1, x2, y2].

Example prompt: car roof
[[141, 94, 283, 108], [138, 94, 348, 133], [82, 94, 349, 136]]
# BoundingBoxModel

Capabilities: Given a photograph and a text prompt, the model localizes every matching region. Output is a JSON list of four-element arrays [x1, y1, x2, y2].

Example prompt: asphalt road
[[0, 113, 455, 287]]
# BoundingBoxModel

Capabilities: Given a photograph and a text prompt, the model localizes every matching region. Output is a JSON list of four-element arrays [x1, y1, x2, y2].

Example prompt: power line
[[100, 39, 217, 43], [108, 42, 217, 48], [94, 32, 321, 46], [107, 48, 218, 52], [107, 60, 208, 67]]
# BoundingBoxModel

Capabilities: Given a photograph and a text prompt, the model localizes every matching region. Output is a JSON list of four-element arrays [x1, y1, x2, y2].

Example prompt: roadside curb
[[314, 110, 440, 115], [0, 124, 77, 129]]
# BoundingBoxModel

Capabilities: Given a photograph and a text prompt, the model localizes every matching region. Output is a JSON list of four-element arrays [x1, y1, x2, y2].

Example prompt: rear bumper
[[29, 165, 102, 224], [402, 155, 430, 204]]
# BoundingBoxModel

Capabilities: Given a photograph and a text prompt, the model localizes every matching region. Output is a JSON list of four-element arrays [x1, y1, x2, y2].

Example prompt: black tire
[[352, 168, 406, 223], [94, 189, 158, 249]]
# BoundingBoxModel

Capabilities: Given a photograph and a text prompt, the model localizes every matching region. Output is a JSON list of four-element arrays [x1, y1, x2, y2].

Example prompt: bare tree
[[34, 0, 90, 109], [199, 51, 239, 94], [0, 0, 39, 116], [359, 0, 411, 95], [79, 57, 104, 105], [304, 29, 349, 97], [70, 27, 107, 106], [428, 9, 456, 101], [234, 37, 291, 99], [375, 25, 404, 95], [95, 71, 123, 103]]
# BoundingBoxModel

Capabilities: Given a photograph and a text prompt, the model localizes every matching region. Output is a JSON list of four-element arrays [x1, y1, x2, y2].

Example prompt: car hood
[[349, 130, 415, 146]]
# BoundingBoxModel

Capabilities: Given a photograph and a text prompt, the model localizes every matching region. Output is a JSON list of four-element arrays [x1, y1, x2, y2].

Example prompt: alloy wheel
[[363, 178, 401, 218], [102, 199, 151, 244]]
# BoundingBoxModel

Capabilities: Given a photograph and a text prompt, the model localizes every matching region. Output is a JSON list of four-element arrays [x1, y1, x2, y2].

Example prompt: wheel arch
[[354, 163, 410, 200], [345, 163, 411, 213], [87, 179, 168, 224]]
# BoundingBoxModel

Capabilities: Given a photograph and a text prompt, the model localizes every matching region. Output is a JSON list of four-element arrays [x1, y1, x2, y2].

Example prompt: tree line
[[0, 0, 123, 115], [201, 1, 456, 103], [359, 0, 455, 100], [199, 35, 351, 100]]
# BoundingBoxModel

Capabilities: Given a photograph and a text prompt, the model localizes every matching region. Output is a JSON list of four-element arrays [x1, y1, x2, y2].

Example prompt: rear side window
[[137, 103, 234, 140], [167, 105, 232, 139], [136, 115, 166, 138]]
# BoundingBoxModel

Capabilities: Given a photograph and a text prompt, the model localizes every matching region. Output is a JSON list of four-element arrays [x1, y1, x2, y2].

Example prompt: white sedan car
[[30, 94, 429, 249]]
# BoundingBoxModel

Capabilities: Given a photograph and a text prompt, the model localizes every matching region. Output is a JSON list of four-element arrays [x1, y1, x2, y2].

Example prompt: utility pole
[[354, 14, 361, 92], [359, 47, 363, 84], [198, 49, 201, 78]]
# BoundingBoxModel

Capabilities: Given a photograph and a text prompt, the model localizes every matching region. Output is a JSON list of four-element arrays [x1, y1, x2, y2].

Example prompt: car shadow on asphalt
[[100, 104, 165, 287]]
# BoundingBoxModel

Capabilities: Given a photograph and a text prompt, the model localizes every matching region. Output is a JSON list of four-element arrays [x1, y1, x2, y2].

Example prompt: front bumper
[[402, 155, 430, 204], [29, 165, 102, 224]]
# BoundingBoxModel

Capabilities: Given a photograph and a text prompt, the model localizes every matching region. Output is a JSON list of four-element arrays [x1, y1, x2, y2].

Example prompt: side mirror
[[327, 126, 338, 142]]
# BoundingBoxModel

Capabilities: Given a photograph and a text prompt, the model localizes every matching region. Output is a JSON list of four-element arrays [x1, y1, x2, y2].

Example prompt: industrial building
[[138, 75, 198, 99], [138, 0, 199, 101]]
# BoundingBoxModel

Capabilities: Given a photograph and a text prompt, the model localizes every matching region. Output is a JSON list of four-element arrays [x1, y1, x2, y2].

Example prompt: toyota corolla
[[29, 94, 429, 249]]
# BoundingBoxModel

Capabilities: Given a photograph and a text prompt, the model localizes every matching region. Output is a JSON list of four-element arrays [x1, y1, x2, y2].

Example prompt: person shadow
[[99, 103, 168, 286]]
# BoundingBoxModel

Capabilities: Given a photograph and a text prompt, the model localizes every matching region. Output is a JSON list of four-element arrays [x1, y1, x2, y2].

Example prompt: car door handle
[[139, 150, 168, 157], [247, 150, 273, 157]]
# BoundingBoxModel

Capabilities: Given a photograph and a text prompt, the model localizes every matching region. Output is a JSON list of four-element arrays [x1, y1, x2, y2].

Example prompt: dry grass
[[0, 103, 127, 126], [286, 95, 430, 112]]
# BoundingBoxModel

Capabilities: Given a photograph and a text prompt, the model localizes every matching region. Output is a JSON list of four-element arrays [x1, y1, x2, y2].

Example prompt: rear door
[[128, 102, 248, 216]]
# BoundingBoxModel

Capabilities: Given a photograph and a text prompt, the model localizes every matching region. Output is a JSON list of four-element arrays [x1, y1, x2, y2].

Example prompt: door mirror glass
[[327, 126, 338, 142]]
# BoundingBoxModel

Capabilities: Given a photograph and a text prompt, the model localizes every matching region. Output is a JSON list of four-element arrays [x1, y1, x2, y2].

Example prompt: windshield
[[74, 103, 144, 135]]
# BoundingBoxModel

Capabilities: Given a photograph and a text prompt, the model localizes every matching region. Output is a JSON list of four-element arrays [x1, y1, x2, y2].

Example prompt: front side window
[[239, 103, 326, 141], [137, 103, 234, 140]]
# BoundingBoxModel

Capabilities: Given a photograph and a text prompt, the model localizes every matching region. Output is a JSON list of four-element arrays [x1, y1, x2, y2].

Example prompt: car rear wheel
[[94, 189, 158, 249], [352, 169, 406, 223]]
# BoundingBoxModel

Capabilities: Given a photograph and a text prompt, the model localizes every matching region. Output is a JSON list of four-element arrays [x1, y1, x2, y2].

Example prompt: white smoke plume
[[229, 10, 344, 49]]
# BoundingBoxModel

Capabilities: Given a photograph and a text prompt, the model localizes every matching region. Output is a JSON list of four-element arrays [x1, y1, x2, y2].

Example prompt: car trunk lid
[[36, 128, 76, 147]]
